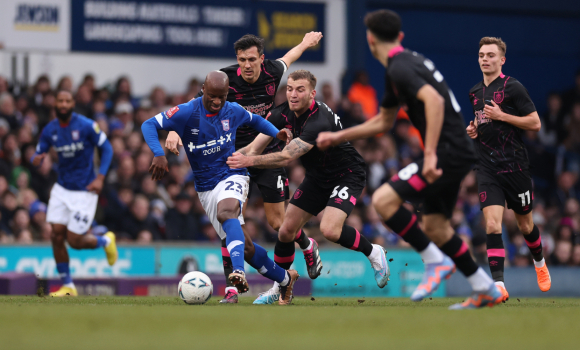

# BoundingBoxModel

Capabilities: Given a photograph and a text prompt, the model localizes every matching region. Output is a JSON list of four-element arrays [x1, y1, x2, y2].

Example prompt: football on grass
[[178, 271, 213, 304]]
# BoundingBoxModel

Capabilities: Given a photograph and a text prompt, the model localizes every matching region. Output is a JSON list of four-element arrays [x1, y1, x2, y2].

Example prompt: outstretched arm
[[228, 138, 312, 169], [238, 133, 275, 156], [316, 107, 397, 150], [279, 32, 323, 69]]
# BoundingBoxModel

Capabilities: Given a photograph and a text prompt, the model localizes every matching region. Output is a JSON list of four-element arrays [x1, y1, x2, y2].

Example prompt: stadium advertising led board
[[0, 246, 156, 277], [0, 0, 71, 51], [70, 0, 325, 61]]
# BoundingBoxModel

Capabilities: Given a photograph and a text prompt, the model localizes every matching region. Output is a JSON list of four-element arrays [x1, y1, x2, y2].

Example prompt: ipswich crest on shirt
[[221, 119, 230, 131], [266, 83, 275, 96]]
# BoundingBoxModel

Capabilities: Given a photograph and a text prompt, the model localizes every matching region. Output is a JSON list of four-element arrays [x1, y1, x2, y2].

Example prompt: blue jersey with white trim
[[36, 113, 108, 191], [154, 99, 258, 192]]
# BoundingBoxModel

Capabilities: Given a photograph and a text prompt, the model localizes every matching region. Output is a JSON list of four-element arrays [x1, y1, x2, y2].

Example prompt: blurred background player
[[466, 37, 550, 301], [165, 32, 323, 304], [316, 10, 503, 309], [143, 71, 299, 305], [228, 70, 390, 296], [31, 89, 117, 297]]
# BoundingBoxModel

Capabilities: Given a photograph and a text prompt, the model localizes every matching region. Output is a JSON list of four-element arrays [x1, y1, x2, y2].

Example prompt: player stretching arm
[[142, 71, 299, 305], [165, 32, 323, 305], [32, 89, 117, 297], [229, 70, 390, 290], [466, 37, 548, 302], [317, 10, 503, 310]]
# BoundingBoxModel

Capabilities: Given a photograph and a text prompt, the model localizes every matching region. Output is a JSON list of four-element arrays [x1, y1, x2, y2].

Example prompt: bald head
[[205, 70, 229, 89], [202, 70, 230, 114]]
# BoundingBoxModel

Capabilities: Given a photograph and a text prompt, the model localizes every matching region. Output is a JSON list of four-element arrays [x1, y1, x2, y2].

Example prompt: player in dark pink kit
[[466, 37, 550, 301], [317, 10, 503, 309]]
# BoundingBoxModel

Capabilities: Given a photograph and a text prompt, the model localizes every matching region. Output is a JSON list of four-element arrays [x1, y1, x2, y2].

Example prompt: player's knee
[[67, 234, 82, 249], [216, 209, 239, 224], [517, 220, 533, 235], [50, 231, 65, 245], [320, 222, 340, 241], [371, 191, 398, 219], [485, 219, 501, 234], [267, 217, 283, 232], [277, 225, 295, 243]]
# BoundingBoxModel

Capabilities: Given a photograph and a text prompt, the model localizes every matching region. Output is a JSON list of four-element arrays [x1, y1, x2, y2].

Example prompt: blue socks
[[56, 262, 73, 285], [248, 243, 287, 283], [223, 218, 245, 272], [95, 235, 108, 248]]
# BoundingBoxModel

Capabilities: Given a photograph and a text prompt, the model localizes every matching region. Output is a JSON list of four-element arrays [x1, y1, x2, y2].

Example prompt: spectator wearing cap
[[164, 192, 201, 240], [112, 101, 134, 135], [29, 200, 48, 240]]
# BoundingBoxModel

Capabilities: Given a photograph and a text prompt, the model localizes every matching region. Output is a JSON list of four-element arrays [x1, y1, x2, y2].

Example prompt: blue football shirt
[[36, 113, 109, 191]]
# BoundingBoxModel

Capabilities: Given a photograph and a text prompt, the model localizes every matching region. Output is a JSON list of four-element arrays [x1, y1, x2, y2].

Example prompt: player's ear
[[260, 54, 265, 64], [311, 89, 317, 100], [500, 56, 506, 66], [398, 31, 405, 43], [201, 84, 205, 93]]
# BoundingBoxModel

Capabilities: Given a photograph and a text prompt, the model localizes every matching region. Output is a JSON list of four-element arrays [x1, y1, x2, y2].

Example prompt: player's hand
[[277, 128, 293, 145], [149, 156, 169, 181], [86, 175, 105, 195], [165, 131, 183, 156], [32, 153, 46, 167], [302, 31, 323, 48], [483, 100, 504, 121], [227, 152, 250, 169], [466, 121, 478, 139], [422, 152, 443, 184], [316, 131, 341, 151]]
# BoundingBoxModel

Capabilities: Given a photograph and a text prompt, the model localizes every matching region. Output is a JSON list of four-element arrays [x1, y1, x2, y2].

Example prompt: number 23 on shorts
[[225, 180, 245, 195]]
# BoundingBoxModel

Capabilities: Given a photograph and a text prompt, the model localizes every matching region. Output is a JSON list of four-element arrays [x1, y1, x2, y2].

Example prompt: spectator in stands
[[347, 71, 377, 119], [164, 192, 201, 240], [561, 69, 580, 114], [56, 76, 73, 92], [0, 93, 20, 130], [117, 194, 160, 240]]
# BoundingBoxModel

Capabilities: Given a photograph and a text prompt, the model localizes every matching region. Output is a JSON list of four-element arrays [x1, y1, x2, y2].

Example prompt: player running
[[143, 71, 299, 305], [316, 10, 503, 309], [165, 33, 324, 304], [227, 70, 391, 290], [31, 89, 117, 297], [466, 37, 550, 301]]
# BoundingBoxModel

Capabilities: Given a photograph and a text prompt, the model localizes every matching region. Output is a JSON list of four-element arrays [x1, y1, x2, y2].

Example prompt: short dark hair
[[479, 37, 507, 56], [234, 34, 264, 55], [364, 10, 401, 42], [288, 70, 317, 89]]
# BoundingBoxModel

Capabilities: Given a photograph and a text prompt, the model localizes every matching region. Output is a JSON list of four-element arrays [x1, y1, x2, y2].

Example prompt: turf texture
[[1, 296, 578, 350]]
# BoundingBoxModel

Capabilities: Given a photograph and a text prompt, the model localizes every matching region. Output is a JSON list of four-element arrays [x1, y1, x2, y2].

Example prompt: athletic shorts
[[290, 171, 366, 216], [388, 159, 472, 219], [46, 183, 98, 234], [248, 167, 289, 203], [198, 175, 250, 240], [477, 167, 534, 215]]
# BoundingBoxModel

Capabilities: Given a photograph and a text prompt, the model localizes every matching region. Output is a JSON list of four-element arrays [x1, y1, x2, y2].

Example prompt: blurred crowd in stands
[[0, 69, 579, 268]]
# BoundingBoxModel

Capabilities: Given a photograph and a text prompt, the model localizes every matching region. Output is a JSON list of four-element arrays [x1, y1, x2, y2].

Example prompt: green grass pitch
[[1, 296, 578, 350]]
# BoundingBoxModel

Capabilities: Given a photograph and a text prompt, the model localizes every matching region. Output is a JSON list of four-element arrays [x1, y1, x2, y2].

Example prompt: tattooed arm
[[227, 138, 313, 169]]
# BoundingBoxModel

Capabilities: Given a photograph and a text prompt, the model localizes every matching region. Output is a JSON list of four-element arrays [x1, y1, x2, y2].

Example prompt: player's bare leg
[[373, 184, 455, 299], [217, 198, 249, 293], [275, 204, 313, 270], [483, 205, 509, 300], [320, 207, 389, 287], [49, 224, 77, 297], [515, 211, 551, 292]]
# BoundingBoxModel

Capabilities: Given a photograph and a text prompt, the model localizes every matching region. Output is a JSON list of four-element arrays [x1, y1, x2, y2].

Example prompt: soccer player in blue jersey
[[142, 71, 300, 304], [31, 90, 117, 297]]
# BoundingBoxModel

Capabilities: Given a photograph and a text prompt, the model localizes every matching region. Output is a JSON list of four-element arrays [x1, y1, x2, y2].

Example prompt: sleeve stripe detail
[[277, 59, 288, 73], [154, 113, 164, 128], [98, 132, 107, 146], [247, 110, 253, 121]]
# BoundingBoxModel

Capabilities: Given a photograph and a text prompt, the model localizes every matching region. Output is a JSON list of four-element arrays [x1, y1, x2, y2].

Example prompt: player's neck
[[483, 70, 503, 86], [294, 99, 315, 118], [378, 42, 401, 67]]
